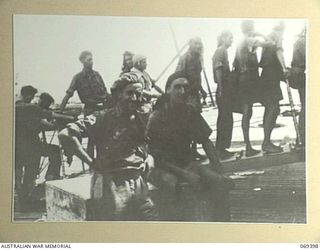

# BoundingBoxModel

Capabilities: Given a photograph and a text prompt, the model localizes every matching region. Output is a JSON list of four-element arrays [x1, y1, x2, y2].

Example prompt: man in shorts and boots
[[212, 30, 235, 160], [233, 20, 272, 157], [259, 21, 289, 153]]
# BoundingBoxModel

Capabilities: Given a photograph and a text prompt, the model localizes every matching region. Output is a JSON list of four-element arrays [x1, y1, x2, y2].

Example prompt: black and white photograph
[[13, 15, 306, 223]]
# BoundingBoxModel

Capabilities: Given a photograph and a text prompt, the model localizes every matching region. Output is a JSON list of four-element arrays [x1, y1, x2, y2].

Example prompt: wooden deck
[[228, 162, 306, 223], [14, 161, 306, 223]]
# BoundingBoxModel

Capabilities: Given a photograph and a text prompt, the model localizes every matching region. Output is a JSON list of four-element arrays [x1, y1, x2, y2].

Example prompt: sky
[[13, 15, 306, 104]]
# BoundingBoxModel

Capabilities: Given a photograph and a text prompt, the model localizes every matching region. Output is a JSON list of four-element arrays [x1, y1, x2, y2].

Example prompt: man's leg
[[20, 148, 41, 207], [198, 165, 232, 222], [242, 103, 259, 156], [152, 157, 200, 220], [216, 98, 234, 158], [150, 164, 179, 220], [58, 128, 93, 166], [216, 101, 225, 150], [92, 174, 158, 221], [224, 101, 234, 150], [90, 173, 130, 221], [134, 176, 159, 221], [188, 94, 204, 159], [15, 150, 24, 207], [262, 100, 282, 153], [41, 143, 62, 180]]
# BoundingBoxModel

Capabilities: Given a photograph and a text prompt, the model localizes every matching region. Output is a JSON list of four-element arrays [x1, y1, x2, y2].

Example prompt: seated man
[[146, 71, 234, 222], [58, 73, 158, 221], [131, 54, 164, 100]]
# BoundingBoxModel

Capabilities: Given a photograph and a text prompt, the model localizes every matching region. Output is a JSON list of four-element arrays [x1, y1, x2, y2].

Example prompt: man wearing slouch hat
[[59, 73, 158, 220]]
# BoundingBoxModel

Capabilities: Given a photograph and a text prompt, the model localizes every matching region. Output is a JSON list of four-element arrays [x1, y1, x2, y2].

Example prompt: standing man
[[259, 21, 289, 153], [147, 72, 234, 221], [60, 51, 112, 115], [15, 86, 72, 210], [60, 51, 112, 158], [233, 20, 272, 157], [176, 37, 206, 158], [290, 26, 306, 147], [15, 85, 44, 209], [176, 37, 204, 113], [212, 30, 234, 160]]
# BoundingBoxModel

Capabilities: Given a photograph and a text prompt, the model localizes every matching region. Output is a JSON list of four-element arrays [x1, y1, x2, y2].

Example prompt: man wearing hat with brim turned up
[[58, 73, 159, 221]]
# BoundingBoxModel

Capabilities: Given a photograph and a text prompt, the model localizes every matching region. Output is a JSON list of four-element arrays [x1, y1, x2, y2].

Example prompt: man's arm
[[61, 75, 77, 112], [97, 72, 112, 101], [175, 55, 186, 72], [40, 119, 56, 131], [159, 159, 200, 187], [40, 110, 74, 131], [60, 93, 72, 112], [276, 49, 287, 72], [52, 112, 75, 121], [273, 33, 288, 75], [215, 67, 223, 98], [143, 89, 161, 99], [212, 48, 226, 98], [153, 83, 165, 95], [150, 75, 165, 95]]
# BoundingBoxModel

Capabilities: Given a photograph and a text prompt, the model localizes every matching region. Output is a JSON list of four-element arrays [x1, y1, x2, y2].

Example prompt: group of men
[[213, 20, 305, 160], [15, 20, 306, 221]]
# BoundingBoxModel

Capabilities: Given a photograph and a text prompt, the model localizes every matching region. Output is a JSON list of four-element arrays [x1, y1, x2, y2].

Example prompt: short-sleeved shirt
[[15, 100, 52, 143], [66, 69, 108, 105], [259, 31, 283, 69], [291, 36, 306, 71], [175, 51, 202, 94], [212, 47, 230, 84], [147, 102, 212, 165], [67, 107, 148, 172]]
